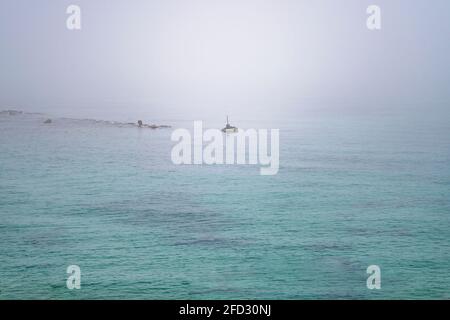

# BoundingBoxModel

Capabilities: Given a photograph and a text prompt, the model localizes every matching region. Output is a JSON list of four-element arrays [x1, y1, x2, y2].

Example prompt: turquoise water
[[0, 111, 449, 299]]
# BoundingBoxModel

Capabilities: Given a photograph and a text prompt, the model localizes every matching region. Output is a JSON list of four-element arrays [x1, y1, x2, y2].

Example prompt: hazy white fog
[[1, 0, 449, 120]]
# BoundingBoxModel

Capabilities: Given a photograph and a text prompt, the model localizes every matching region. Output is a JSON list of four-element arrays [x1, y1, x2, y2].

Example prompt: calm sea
[[0, 110, 449, 299]]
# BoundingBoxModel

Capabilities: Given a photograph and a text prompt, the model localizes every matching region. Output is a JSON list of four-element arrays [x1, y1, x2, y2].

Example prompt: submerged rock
[[136, 120, 170, 129]]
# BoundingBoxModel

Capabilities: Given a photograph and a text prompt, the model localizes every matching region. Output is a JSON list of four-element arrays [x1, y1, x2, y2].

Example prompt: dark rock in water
[[44, 119, 52, 124], [137, 120, 143, 127]]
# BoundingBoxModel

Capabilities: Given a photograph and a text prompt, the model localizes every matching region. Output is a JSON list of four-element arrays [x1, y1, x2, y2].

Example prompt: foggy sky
[[0, 0, 449, 119]]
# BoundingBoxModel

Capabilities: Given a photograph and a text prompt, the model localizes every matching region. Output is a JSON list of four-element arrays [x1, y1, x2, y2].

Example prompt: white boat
[[221, 116, 238, 133]]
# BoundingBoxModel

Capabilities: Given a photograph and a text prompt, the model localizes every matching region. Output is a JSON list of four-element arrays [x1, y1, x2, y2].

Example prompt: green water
[[0, 111, 449, 299]]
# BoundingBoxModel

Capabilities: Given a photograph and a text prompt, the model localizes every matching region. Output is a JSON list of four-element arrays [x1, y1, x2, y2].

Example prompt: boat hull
[[222, 128, 238, 133]]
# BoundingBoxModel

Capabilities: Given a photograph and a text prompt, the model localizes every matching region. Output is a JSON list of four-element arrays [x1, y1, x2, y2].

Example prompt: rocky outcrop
[[136, 120, 171, 129], [0, 110, 23, 115]]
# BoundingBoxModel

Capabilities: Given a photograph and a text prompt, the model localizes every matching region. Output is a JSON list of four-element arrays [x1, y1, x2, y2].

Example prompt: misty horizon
[[1, 0, 449, 120]]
